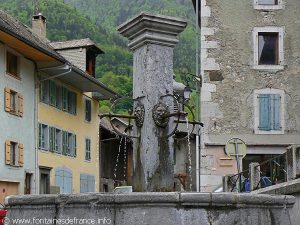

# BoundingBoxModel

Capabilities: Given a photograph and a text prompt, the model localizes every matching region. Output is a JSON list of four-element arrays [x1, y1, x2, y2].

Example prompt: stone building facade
[[199, 0, 300, 191]]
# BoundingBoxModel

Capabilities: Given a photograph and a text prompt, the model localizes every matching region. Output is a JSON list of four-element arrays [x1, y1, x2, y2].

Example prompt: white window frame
[[39, 123, 49, 150], [253, 0, 283, 10], [253, 88, 285, 134], [252, 27, 284, 71]]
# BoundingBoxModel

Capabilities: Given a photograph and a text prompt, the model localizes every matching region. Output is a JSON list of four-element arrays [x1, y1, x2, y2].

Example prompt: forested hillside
[[0, 0, 197, 112]]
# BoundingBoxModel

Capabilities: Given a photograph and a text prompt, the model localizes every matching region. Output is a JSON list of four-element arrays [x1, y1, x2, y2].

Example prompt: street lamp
[[184, 85, 192, 102]]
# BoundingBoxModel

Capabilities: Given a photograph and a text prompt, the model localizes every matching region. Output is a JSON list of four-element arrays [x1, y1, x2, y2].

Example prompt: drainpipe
[[32, 61, 39, 195], [195, 0, 202, 192], [39, 64, 72, 82]]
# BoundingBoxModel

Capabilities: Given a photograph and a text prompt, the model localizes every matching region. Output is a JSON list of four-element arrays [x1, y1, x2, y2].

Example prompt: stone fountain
[[5, 13, 295, 225]]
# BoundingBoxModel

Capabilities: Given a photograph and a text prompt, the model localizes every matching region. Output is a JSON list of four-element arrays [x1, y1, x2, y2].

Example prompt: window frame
[[253, 89, 285, 134], [252, 27, 284, 71], [5, 87, 23, 117], [253, 0, 283, 10], [40, 80, 77, 116], [6, 51, 20, 79], [38, 123, 49, 151], [5, 140, 23, 167]]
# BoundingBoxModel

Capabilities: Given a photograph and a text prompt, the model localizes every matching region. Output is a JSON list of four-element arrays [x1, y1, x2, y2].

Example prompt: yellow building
[[32, 15, 116, 194]]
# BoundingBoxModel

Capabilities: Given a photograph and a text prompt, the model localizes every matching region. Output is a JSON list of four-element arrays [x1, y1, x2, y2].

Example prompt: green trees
[[2, 0, 198, 113]]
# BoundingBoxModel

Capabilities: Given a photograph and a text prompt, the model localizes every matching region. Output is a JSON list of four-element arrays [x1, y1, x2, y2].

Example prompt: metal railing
[[225, 153, 287, 193]]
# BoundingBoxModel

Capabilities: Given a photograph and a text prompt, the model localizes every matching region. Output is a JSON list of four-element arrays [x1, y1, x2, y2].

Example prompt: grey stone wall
[[199, 0, 300, 190], [5, 192, 295, 225], [253, 178, 300, 225], [201, 0, 300, 143]]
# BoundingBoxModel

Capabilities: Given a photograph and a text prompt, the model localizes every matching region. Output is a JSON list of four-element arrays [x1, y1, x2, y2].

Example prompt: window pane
[[6, 52, 18, 76], [49, 81, 56, 106], [85, 99, 91, 122], [56, 86, 62, 109], [10, 91, 17, 112], [62, 88, 68, 111], [10, 142, 18, 166], [55, 129, 62, 153], [41, 81, 49, 104], [258, 0, 278, 5], [258, 33, 278, 65]]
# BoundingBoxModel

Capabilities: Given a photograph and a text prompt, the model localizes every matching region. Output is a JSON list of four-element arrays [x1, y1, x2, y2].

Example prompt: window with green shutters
[[258, 94, 281, 131], [85, 138, 91, 161], [40, 80, 77, 115], [38, 127, 76, 158]]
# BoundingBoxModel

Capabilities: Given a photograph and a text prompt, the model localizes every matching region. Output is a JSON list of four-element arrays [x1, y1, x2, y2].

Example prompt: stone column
[[118, 13, 187, 191], [285, 145, 300, 181], [249, 162, 260, 191], [223, 175, 232, 192]]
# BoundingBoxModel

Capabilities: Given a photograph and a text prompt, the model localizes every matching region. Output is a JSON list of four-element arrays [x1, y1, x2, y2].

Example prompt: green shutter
[[62, 131, 68, 155], [62, 88, 68, 111], [49, 81, 56, 106], [49, 127, 56, 152]]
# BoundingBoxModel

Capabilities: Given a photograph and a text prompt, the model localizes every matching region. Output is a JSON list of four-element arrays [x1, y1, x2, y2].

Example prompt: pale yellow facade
[[38, 80, 100, 193]]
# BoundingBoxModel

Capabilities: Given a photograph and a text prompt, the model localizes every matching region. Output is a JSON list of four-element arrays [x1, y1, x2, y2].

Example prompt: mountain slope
[[64, 0, 197, 76]]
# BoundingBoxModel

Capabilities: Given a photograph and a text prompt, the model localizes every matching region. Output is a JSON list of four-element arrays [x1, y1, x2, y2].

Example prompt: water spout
[[186, 117, 192, 191], [114, 136, 124, 185]]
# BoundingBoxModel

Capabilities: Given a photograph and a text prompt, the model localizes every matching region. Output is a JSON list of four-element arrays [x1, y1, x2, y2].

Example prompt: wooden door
[[0, 181, 19, 205]]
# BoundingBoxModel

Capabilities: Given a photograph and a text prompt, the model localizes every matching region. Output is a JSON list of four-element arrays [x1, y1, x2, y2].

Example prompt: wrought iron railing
[[227, 153, 287, 193]]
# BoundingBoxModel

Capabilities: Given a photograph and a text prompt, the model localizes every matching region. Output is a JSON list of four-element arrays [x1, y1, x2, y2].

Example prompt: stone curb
[[6, 192, 295, 208]]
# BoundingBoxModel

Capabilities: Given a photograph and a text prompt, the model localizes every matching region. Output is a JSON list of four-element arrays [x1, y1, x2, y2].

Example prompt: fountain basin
[[5, 192, 295, 225]]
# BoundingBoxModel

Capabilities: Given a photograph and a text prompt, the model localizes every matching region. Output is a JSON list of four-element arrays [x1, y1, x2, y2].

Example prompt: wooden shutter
[[4, 88, 11, 112], [55, 169, 64, 193], [80, 174, 88, 193], [18, 143, 24, 167], [87, 175, 95, 192], [272, 94, 281, 130], [18, 94, 23, 117], [5, 140, 11, 165], [258, 94, 271, 131], [63, 170, 72, 193]]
